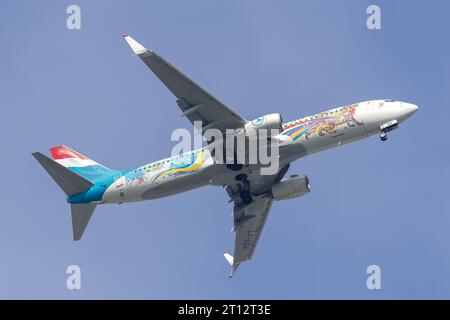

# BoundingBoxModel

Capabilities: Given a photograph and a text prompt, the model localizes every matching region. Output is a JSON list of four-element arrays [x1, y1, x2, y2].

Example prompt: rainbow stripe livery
[[282, 105, 364, 141]]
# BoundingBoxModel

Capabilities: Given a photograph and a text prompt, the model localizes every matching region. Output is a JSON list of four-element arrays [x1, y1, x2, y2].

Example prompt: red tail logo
[[49, 145, 89, 160]]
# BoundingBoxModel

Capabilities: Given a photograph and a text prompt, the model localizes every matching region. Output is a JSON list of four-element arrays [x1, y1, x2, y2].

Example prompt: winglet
[[123, 35, 149, 55], [222, 252, 239, 278], [222, 252, 234, 266]]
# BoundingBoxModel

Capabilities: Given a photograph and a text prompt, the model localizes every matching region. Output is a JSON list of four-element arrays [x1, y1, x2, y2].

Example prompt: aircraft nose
[[397, 102, 418, 122], [404, 103, 419, 116]]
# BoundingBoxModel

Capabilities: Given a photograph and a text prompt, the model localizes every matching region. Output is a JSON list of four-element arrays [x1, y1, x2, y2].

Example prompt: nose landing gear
[[379, 120, 398, 142]]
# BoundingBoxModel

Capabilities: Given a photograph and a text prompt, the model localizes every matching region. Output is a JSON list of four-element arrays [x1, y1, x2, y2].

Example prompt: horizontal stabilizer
[[71, 203, 96, 241], [32, 152, 93, 196]]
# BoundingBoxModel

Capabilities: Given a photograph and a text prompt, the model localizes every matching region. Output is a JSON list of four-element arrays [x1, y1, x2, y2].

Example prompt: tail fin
[[32, 152, 93, 196], [49, 145, 115, 182], [32, 152, 97, 240]]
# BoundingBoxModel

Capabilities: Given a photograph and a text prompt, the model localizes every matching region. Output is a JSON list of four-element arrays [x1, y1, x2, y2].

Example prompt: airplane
[[32, 35, 418, 277]]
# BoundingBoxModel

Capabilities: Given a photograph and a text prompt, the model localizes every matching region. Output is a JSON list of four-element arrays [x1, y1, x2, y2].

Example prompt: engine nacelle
[[245, 113, 283, 135], [271, 175, 311, 201]]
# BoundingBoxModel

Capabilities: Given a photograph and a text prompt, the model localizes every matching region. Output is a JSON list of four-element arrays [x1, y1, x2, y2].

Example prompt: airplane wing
[[223, 196, 274, 278], [221, 165, 289, 277], [123, 35, 247, 134]]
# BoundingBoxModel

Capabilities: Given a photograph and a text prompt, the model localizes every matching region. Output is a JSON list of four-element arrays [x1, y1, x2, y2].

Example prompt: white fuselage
[[101, 100, 418, 204]]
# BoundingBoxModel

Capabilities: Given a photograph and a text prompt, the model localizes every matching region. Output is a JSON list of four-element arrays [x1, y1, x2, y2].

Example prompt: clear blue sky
[[1, 0, 449, 299]]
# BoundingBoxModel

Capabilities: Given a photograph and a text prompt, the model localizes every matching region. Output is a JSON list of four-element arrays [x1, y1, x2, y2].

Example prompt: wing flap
[[222, 196, 274, 278], [233, 197, 273, 264]]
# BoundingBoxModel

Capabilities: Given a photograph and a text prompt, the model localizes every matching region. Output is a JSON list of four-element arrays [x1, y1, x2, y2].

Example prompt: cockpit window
[[384, 99, 397, 102]]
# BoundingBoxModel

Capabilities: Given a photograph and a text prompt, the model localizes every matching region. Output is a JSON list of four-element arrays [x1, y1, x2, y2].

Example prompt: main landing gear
[[235, 174, 253, 205], [380, 131, 387, 141]]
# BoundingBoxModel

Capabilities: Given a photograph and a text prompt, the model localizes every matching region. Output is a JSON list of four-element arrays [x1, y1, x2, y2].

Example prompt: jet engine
[[270, 175, 311, 201], [245, 113, 283, 135]]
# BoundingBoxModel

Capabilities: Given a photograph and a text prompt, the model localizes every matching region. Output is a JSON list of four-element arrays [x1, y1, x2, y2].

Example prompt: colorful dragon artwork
[[152, 150, 205, 183], [282, 104, 364, 141], [123, 150, 207, 187]]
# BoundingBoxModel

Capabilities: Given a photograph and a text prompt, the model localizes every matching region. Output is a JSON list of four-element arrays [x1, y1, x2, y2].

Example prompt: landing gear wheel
[[235, 174, 252, 204], [380, 131, 387, 141], [235, 174, 247, 182], [239, 190, 253, 205]]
